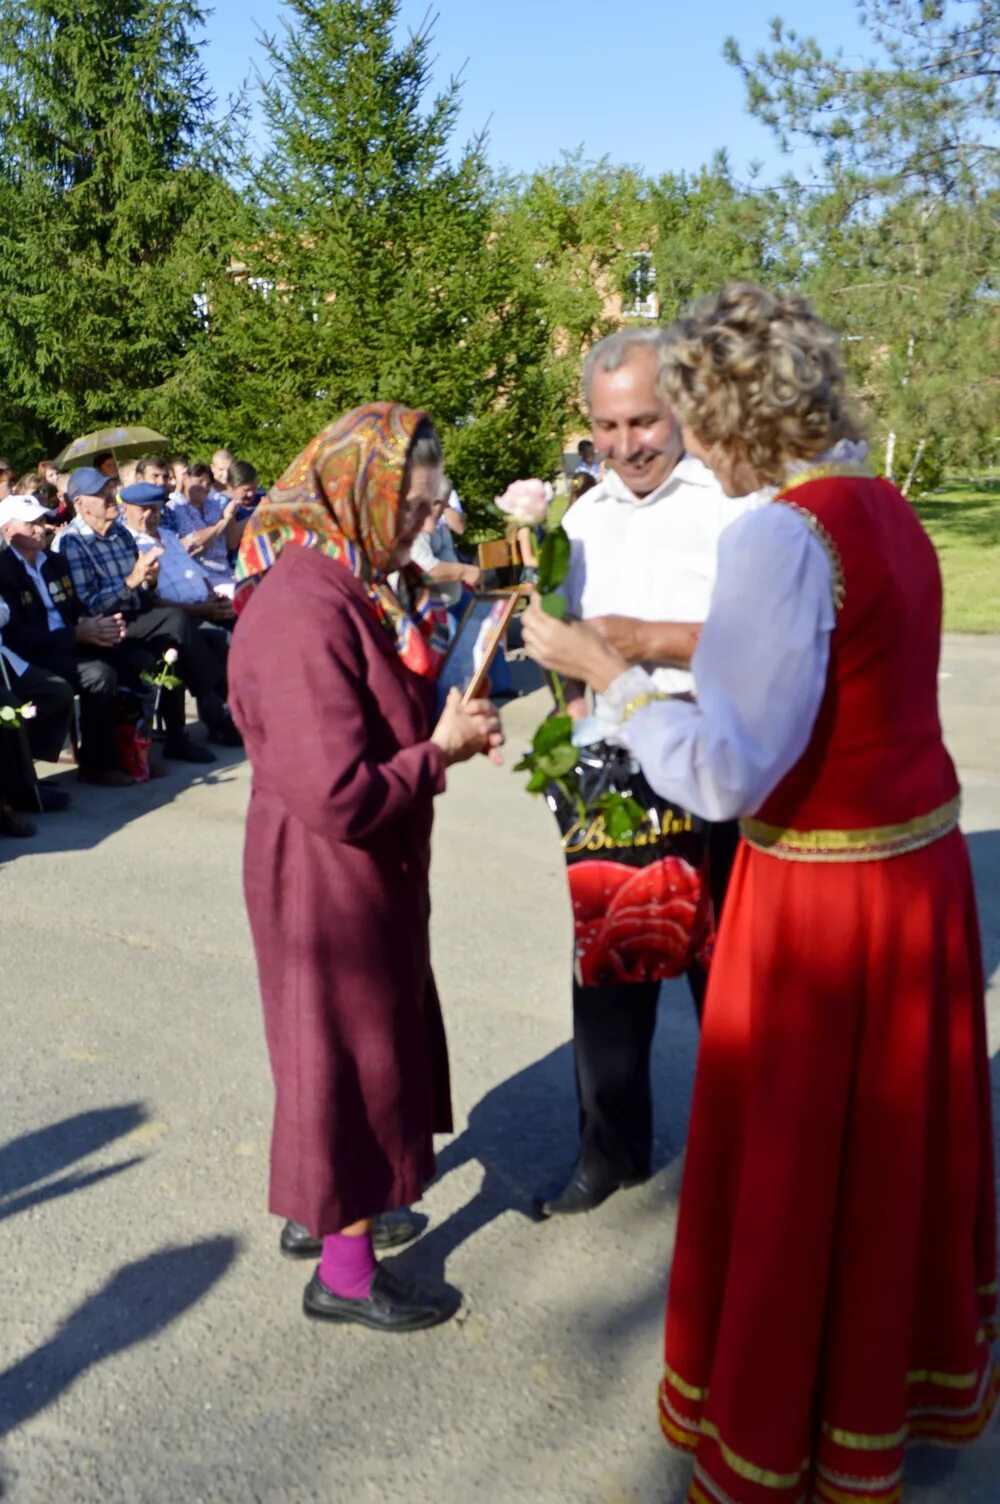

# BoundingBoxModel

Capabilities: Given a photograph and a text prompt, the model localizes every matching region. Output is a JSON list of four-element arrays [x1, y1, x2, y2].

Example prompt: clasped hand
[[431, 687, 505, 767]]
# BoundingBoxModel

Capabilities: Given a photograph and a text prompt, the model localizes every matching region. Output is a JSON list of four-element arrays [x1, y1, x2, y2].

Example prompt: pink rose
[[20, 702, 37, 721], [495, 478, 553, 526], [163, 647, 179, 666]]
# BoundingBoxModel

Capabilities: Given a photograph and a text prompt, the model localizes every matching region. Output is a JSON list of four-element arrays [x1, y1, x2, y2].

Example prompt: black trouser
[[124, 606, 228, 735], [7, 663, 75, 764], [572, 819, 741, 1183], [76, 643, 155, 771]]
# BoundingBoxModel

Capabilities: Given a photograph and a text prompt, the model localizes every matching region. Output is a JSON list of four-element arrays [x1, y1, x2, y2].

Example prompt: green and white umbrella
[[52, 425, 171, 471]]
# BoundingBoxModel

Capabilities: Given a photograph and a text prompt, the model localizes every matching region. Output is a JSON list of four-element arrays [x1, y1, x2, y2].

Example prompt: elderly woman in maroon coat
[[228, 404, 502, 1333]]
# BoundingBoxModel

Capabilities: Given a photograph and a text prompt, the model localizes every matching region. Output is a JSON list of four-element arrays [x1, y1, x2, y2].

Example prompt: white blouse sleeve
[[601, 505, 836, 821]]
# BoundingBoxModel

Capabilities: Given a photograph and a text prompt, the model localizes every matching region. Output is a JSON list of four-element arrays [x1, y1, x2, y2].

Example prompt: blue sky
[[200, 0, 871, 180]]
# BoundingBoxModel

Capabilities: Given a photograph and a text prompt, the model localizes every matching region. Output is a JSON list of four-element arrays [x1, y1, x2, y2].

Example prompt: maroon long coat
[[228, 544, 452, 1235]]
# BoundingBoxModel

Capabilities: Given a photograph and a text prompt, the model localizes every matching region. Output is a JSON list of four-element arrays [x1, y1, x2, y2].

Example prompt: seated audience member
[[93, 453, 119, 482], [211, 449, 234, 495], [0, 460, 17, 500], [121, 483, 237, 654], [569, 470, 598, 507], [134, 454, 178, 533], [0, 494, 144, 791], [56, 467, 240, 763], [169, 458, 188, 503], [13, 474, 69, 532], [409, 496, 481, 612], [0, 603, 43, 835], [167, 463, 239, 588], [225, 461, 261, 525]]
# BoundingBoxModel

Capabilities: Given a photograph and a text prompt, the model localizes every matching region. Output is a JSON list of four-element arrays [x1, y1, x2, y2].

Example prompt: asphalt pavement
[[0, 635, 997, 1504]]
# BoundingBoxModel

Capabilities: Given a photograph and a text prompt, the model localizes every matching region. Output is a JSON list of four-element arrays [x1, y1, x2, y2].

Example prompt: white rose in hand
[[494, 478, 553, 527], [163, 647, 179, 666]]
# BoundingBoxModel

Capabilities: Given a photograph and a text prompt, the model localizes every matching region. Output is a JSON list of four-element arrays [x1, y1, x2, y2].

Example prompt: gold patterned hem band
[[740, 796, 961, 863]]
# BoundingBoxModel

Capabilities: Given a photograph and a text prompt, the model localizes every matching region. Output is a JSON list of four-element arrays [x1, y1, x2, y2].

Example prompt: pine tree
[[173, 0, 562, 517], [0, 0, 236, 460], [726, 0, 1000, 484]]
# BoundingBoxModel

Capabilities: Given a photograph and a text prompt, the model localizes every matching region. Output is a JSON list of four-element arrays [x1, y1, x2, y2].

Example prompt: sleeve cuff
[[600, 665, 663, 725]]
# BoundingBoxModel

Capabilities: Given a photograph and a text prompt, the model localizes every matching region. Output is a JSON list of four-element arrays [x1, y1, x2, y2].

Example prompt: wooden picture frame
[[437, 589, 524, 707]]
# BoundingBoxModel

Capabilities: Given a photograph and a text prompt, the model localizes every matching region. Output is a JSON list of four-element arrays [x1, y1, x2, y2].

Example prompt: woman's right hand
[[431, 688, 504, 767]]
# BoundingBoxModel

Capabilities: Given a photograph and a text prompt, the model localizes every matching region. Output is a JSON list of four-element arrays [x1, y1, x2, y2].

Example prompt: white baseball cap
[[0, 495, 56, 528]]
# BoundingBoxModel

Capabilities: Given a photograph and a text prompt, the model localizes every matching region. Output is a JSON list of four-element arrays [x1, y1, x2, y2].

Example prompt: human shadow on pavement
[[393, 981, 699, 1286], [966, 829, 1000, 985], [0, 1237, 239, 1446], [0, 746, 245, 867], [0, 1104, 147, 1224]]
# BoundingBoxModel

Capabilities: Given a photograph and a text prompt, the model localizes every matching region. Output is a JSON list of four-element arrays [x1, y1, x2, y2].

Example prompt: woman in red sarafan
[[522, 283, 997, 1502], [228, 403, 502, 1334]]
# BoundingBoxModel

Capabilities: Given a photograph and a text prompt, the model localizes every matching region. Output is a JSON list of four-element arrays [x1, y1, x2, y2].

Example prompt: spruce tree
[[0, 0, 235, 459], [177, 0, 562, 515]]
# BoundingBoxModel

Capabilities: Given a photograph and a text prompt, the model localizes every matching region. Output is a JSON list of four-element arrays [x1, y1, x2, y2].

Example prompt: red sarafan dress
[[659, 469, 998, 1504]]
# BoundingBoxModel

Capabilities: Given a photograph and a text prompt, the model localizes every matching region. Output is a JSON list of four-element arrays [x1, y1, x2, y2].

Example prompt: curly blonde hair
[[659, 282, 863, 485]]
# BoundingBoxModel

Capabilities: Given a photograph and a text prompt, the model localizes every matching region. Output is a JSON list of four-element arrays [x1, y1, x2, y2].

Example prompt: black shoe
[[0, 802, 36, 837], [303, 1265, 458, 1333], [205, 718, 243, 749], [37, 784, 71, 812], [163, 735, 216, 764], [280, 1209, 428, 1258], [533, 1164, 647, 1220]]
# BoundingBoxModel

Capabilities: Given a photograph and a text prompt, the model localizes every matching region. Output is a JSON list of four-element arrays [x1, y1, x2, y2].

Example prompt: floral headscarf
[[234, 402, 448, 679]]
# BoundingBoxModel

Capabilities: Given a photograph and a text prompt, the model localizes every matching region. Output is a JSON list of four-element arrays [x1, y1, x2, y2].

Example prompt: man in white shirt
[[536, 326, 768, 1220]]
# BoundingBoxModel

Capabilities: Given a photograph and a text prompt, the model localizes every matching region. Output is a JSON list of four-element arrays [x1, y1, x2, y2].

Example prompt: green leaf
[[536, 525, 571, 592], [537, 742, 578, 780], [513, 754, 535, 773], [540, 592, 567, 619], [532, 713, 572, 754], [526, 768, 549, 794]]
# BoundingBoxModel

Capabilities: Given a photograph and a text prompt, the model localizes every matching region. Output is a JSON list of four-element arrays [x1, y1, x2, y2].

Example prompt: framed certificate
[[437, 590, 523, 706]]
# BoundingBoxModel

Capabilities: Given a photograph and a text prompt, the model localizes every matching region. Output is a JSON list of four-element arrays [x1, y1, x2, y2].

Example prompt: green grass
[[913, 479, 1000, 633]]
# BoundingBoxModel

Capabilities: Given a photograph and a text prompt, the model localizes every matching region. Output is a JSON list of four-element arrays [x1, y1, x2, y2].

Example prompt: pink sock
[[318, 1231, 377, 1300]]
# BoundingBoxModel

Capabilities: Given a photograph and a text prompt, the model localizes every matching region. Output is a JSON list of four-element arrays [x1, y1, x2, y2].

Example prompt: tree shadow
[[0, 1237, 239, 1447], [0, 1104, 148, 1224], [914, 483, 1000, 547]]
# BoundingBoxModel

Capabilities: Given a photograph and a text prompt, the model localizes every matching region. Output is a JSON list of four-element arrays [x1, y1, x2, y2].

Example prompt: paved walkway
[[0, 636, 996, 1503]]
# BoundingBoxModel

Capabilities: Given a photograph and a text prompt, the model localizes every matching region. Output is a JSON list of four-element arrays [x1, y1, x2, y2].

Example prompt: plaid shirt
[[55, 516, 143, 617]]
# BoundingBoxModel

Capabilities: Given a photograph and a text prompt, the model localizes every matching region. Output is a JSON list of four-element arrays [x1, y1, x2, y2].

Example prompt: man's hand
[[125, 548, 163, 591], [75, 613, 126, 647], [460, 563, 482, 590], [222, 497, 240, 523], [187, 597, 235, 622], [588, 615, 702, 669]]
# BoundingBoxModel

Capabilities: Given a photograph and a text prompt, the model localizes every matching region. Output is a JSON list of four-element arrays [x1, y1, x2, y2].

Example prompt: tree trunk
[[884, 430, 896, 480], [901, 439, 926, 498]]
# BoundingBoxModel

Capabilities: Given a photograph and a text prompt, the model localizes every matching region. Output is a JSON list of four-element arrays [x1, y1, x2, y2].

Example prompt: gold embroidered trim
[[663, 1359, 708, 1402], [783, 502, 846, 613], [779, 461, 874, 494], [821, 1421, 908, 1452], [701, 1421, 808, 1488], [622, 690, 668, 724], [978, 1279, 998, 1297], [740, 795, 960, 863]]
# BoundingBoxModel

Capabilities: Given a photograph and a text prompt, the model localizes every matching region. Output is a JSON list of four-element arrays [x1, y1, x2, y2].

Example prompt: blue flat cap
[[66, 466, 113, 501], [120, 482, 170, 507]]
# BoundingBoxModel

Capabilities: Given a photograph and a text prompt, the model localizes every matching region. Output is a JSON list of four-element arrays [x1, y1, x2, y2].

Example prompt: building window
[[625, 252, 657, 318]]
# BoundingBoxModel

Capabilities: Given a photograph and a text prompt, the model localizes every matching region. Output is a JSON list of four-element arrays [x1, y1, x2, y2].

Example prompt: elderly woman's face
[[682, 426, 763, 499], [392, 462, 444, 565]]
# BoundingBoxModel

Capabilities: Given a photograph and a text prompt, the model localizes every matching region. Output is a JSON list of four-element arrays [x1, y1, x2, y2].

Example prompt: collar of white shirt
[[595, 454, 717, 509]]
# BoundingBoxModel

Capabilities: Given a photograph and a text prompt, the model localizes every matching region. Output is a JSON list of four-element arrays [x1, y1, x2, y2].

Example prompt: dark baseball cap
[[66, 466, 115, 501]]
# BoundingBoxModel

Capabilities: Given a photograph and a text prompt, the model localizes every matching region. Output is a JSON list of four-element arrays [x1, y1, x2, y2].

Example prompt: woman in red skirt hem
[[522, 282, 997, 1502]]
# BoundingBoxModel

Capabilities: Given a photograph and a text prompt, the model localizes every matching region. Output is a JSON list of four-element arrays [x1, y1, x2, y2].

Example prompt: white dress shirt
[[562, 455, 769, 697], [600, 505, 835, 821]]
